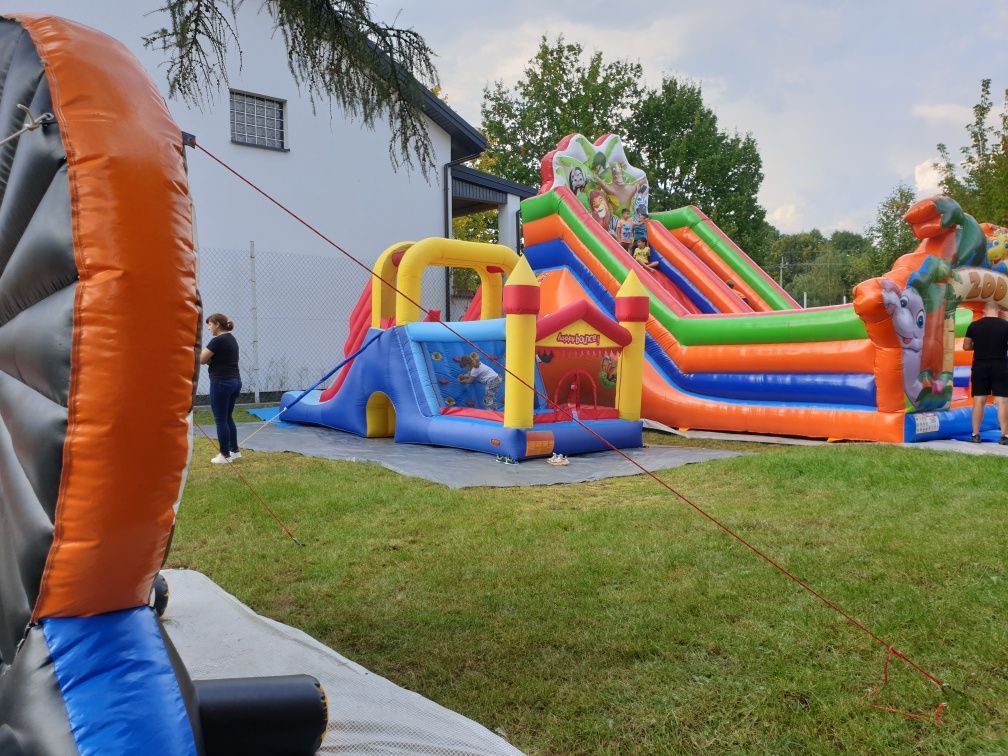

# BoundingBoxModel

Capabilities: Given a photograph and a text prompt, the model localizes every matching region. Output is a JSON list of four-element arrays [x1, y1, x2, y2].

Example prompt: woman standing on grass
[[200, 313, 242, 464]]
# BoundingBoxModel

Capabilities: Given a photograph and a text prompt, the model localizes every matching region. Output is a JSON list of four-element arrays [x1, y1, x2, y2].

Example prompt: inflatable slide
[[522, 134, 1006, 443]]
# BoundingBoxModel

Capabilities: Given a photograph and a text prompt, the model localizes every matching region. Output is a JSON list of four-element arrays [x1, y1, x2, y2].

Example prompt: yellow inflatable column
[[615, 272, 649, 421], [503, 256, 540, 428]]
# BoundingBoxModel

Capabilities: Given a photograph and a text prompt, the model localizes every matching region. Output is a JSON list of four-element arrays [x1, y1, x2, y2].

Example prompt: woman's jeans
[[209, 378, 242, 456]]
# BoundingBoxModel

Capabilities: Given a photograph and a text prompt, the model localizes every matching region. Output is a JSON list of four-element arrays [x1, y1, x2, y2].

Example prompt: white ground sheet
[[162, 569, 523, 755]]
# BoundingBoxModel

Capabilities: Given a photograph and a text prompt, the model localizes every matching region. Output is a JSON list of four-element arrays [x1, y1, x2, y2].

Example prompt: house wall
[[29, 2, 451, 255], [25, 3, 455, 395]]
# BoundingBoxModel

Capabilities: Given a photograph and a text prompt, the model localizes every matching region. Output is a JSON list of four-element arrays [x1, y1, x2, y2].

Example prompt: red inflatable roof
[[535, 299, 631, 346]]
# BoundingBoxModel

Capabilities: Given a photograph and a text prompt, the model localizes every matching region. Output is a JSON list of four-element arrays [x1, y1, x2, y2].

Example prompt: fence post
[[249, 240, 261, 403]]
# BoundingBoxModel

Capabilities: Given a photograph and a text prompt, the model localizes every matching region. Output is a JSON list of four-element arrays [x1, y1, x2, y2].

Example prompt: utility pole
[[779, 255, 784, 286]]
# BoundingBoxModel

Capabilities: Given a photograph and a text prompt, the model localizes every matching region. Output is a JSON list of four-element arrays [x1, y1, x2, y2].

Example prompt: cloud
[[914, 158, 942, 196], [428, 13, 702, 124], [768, 204, 799, 231], [911, 103, 971, 125]]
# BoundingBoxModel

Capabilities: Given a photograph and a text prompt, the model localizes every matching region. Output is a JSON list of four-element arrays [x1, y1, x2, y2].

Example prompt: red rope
[[194, 422, 303, 547], [192, 140, 948, 717], [865, 647, 946, 722]]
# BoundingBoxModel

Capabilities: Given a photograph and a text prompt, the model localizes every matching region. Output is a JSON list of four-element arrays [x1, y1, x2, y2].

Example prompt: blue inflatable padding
[[903, 404, 1001, 442], [953, 365, 970, 388], [425, 415, 642, 457], [248, 406, 297, 427], [524, 240, 878, 409], [405, 319, 506, 342], [398, 327, 434, 416], [652, 252, 718, 314], [42, 607, 197, 756], [280, 320, 641, 459], [420, 337, 506, 411]]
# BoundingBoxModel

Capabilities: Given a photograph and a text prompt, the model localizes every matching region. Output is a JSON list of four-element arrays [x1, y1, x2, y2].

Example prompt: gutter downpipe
[[443, 155, 471, 320]]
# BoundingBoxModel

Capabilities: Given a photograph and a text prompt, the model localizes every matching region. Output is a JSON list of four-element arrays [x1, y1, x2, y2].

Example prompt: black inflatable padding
[[195, 675, 328, 756]]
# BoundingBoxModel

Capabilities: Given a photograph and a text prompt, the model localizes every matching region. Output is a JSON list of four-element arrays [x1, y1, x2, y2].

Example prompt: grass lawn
[[171, 428, 1008, 754]]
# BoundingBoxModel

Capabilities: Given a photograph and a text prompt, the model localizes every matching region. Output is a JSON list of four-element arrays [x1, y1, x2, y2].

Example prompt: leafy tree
[[145, 0, 440, 177], [935, 79, 1008, 225], [789, 245, 849, 307], [480, 35, 642, 189], [768, 229, 828, 290], [829, 230, 875, 290], [866, 183, 919, 273], [480, 42, 771, 260], [763, 229, 873, 304], [634, 77, 768, 257]]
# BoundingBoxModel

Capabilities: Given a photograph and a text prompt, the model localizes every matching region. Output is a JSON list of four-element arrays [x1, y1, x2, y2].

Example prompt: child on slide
[[458, 355, 502, 410], [633, 237, 660, 270]]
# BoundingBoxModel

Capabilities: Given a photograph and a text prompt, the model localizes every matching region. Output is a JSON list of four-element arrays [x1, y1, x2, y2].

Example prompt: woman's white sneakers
[[230, 451, 242, 459], [210, 453, 231, 464]]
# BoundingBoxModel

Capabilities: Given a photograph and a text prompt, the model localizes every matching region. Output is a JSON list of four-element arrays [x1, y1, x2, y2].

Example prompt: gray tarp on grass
[[213, 423, 742, 488], [162, 569, 522, 755]]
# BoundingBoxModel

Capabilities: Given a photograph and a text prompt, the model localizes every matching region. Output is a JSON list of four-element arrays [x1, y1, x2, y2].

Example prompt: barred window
[[230, 90, 286, 150]]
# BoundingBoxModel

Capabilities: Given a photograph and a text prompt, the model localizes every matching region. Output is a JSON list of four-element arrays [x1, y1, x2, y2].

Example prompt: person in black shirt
[[200, 313, 242, 463], [963, 301, 1008, 444]]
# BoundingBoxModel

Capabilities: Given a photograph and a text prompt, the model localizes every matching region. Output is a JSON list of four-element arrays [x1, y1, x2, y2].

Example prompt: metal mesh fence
[[195, 245, 448, 403]]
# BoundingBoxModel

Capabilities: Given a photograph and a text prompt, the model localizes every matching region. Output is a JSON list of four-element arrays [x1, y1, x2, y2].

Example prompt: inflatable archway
[[0, 14, 325, 754]]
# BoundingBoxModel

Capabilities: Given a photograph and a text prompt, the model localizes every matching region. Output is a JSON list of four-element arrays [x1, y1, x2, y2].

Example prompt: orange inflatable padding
[[537, 268, 876, 374], [872, 347, 906, 413], [953, 338, 973, 367], [689, 204, 800, 308], [640, 363, 904, 443], [19, 15, 200, 619], [904, 196, 942, 225], [671, 339, 874, 374], [853, 277, 899, 348], [644, 222, 750, 313], [668, 227, 771, 311]]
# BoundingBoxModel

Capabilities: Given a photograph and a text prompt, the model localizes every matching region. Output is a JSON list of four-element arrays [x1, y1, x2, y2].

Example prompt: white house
[[27, 1, 533, 396]]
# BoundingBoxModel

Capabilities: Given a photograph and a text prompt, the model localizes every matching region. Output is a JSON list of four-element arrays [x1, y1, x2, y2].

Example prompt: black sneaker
[[1000, 436, 1008, 446], [971, 434, 982, 443]]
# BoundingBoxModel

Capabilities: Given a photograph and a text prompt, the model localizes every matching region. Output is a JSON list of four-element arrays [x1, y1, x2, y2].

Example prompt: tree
[[144, 0, 440, 178], [830, 229, 875, 290], [789, 245, 848, 307], [480, 35, 642, 189], [480, 42, 771, 260], [935, 79, 1008, 225], [866, 183, 919, 273], [634, 77, 769, 257], [768, 229, 828, 291]]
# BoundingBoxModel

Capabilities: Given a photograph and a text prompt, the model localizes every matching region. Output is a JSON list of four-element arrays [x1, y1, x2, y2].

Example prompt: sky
[[373, 0, 1008, 236]]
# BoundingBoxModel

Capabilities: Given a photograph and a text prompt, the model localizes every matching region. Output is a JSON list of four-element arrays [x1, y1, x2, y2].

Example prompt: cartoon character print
[[568, 166, 588, 195], [632, 183, 649, 222], [599, 353, 618, 389], [881, 278, 952, 409], [589, 189, 619, 240], [987, 231, 1008, 272]]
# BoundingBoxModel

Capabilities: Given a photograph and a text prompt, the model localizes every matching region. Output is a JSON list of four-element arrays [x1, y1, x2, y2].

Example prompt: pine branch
[[145, 0, 440, 179], [143, 0, 241, 105]]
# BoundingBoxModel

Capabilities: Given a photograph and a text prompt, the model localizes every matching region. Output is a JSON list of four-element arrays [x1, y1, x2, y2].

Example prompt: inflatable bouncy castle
[[281, 239, 647, 459], [0, 15, 325, 754], [519, 133, 1007, 442]]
